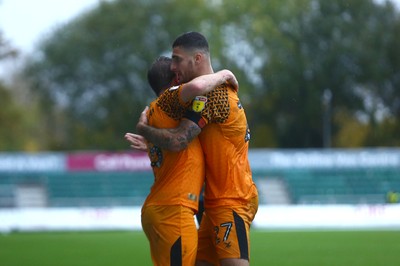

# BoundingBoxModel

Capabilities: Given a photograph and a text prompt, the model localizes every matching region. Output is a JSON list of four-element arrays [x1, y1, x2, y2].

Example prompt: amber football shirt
[[188, 83, 258, 208], [143, 87, 205, 212]]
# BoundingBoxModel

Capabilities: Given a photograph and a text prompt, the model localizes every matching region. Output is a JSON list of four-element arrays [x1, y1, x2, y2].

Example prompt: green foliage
[[0, 81, 44, 151], [21, 0, 400, 150], [0, 31, 18, 60], [333, 109, 369, 147], [24, 0, 214, 150], [0, 31, 38, 151], [0, 84, 24, 150], [217, 0, 400, 148]]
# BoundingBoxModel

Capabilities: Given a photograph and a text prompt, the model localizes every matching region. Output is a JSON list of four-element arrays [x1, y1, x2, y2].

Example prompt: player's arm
[[179, 69, 238, 103], [136, 107, 201, 152], [135, 71, 235, 152]]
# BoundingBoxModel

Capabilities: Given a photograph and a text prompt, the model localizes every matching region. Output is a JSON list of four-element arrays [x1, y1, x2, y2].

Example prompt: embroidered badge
[[149, 145, 163, 168], [192, 96, 207, 112]]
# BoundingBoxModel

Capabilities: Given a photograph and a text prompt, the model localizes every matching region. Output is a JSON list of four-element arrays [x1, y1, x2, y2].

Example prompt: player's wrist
[[136, 122, 146, 135]]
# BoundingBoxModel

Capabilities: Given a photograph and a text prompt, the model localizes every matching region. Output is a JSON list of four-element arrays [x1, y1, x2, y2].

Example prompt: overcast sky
[[0, 0, 399, 55], [0, 0, 100, 53]]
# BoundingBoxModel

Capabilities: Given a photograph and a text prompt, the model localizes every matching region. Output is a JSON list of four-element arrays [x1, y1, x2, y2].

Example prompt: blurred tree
[[0, 31, 31, 150], [0, 81, 23, 150], [0, 81, 43, 151], [0, 33, 18, 60], [0, 27, 51, 151], [217, 0, 400, 148], [357, 2, 400, 146], [24, 0, 213, 150], [22, 0, 400, 150]]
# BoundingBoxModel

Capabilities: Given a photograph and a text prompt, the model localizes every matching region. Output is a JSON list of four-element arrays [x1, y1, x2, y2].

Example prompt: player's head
[[147, 56, 176, 96], [172, 31, 209, 53], [171, 31, 211, 83]]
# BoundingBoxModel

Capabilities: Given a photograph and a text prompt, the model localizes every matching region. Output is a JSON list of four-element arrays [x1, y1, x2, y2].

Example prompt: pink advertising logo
[[67, 152, 151, 172]]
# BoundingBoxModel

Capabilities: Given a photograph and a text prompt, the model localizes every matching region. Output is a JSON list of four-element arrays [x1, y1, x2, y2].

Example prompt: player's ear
[[194, 52, 202, 64]]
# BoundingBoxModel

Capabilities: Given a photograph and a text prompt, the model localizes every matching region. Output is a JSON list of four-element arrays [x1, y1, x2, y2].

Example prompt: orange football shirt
[[195, 83, 258, 208], [143, 87, 205, 212]]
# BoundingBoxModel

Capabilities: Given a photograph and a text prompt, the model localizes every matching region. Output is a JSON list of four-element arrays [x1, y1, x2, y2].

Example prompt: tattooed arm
[[136, 107, 201, 152], [134, 71, 235, 152]]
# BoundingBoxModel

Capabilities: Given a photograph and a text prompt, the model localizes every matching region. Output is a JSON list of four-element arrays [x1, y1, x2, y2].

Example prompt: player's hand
[[138, 106, 149, 125], [224, 70, 239, 91], [136, 106, 149, 135], [124, 133, 147, 151]]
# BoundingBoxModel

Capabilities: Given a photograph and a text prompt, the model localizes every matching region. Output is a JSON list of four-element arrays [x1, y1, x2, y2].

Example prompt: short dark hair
[[147, 56, 175, 96], [172, 31, 209, 53]]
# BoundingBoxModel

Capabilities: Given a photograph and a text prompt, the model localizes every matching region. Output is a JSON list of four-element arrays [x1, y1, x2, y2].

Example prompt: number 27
[[214, 222, 233, 242]]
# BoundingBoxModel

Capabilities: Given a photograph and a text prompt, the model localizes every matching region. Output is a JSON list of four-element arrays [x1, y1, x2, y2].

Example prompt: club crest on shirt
[[149, 145, 163, 168], [192, 96, 207, 112]]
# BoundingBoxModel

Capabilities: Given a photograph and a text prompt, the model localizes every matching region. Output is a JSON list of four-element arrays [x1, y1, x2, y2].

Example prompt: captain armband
[[184, 110, 207, 129]]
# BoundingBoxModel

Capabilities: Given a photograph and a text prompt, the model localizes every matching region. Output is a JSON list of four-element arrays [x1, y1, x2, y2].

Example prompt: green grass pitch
[[1, 229, 399, 265]]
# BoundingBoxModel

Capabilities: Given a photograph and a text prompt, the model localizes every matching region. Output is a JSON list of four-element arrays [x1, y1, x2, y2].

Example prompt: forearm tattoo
[[141, 120, 201, 152]]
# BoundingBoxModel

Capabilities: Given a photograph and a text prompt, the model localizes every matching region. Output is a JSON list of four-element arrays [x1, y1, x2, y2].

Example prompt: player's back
[[144, 88, 205, 211]]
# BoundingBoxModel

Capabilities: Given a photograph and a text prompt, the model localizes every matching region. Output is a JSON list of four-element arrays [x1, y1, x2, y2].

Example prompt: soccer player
[[136, 32, 259, 266], [126, 56, 238, 266]]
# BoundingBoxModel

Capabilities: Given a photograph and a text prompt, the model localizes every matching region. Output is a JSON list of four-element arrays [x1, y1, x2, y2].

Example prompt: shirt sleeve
[[183, 82, 233, 128], [156, 85, 192, 121], [200, 83, 230, 124]]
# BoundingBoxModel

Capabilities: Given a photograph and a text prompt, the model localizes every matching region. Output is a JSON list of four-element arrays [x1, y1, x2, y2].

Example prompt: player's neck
[[198, 63, 214, 75]]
